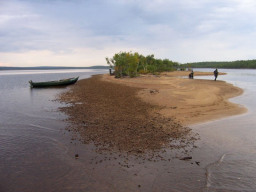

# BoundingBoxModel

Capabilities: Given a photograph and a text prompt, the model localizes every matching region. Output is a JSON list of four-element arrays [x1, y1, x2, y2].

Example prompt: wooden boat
[[29, 77, 79, 88]]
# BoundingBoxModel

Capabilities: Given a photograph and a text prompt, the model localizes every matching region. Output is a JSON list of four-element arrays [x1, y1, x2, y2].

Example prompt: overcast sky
[[1, 0, 256, 67]]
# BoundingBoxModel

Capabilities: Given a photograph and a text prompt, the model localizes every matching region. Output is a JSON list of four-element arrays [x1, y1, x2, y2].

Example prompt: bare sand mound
[[103, 71, 246, 125]]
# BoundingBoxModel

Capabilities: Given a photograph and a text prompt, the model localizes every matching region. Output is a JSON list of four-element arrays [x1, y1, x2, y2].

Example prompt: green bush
[[106, 51, 179, 78]]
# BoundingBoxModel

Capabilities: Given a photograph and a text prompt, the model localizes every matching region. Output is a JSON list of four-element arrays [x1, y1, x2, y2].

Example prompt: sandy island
[[103, 71, 246, 125], [59, 71, 247, 155]]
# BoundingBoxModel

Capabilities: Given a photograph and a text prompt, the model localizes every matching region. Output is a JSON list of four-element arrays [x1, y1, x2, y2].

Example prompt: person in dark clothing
[[189, 70, 194, 79], [214, 68, 218, 81]]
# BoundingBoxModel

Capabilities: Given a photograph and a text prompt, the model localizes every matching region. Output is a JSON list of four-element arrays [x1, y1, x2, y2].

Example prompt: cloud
[[1, 0, 256, 66], [0, 46, 143, 67]]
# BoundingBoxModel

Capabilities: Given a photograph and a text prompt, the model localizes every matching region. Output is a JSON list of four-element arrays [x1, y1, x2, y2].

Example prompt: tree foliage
[[106, 51, 178, 78]]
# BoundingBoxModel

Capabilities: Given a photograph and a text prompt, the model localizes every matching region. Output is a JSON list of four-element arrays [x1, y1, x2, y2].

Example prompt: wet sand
[[56, 71, 248, 191], [59, 75, 197, 156], [59, 71, 246, 155]]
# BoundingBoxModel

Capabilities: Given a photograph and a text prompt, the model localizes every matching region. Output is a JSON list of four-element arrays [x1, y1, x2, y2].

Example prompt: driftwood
[[179, 156, 192, 160]]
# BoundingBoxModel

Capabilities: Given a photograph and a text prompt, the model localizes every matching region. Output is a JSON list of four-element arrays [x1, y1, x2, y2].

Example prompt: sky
[[0, 0, 256, 67]]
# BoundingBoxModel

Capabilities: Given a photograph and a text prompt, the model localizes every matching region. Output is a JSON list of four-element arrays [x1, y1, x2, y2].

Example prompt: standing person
[[189, 70, 194, 79], [214, 68, 218, 81]]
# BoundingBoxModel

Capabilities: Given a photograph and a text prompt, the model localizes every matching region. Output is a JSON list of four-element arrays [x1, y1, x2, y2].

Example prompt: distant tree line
[[183, 60, 256, 69], [106, 51, 179, 78]]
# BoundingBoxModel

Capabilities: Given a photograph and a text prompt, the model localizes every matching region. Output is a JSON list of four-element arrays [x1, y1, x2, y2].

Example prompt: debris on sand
[[59, 75, 198, 156]]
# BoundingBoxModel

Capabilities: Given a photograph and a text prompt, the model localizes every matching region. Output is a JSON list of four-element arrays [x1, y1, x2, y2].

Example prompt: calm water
[[0, 68, 255, 192], [0, 69, 108, 192], [193, 69, 256, 192]]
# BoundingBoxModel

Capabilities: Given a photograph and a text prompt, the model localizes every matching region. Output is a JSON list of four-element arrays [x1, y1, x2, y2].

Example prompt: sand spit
[[59, 71, 246, 156], [59, 75, 197, 155], [103, 71, 246, 125]]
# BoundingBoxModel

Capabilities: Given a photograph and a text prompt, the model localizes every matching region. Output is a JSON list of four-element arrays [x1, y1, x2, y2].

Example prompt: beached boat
[[29, 77, 79, 88]]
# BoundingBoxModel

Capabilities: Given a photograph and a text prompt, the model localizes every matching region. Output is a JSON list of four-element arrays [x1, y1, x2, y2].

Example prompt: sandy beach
[[59, 71, 246, 155], [103, 71, 246, 125]]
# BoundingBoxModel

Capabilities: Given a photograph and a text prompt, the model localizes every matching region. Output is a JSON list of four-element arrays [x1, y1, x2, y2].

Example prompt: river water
[[0, 68, 255, 192], [0, 69, 108, 192], [192, 69, 256, 192]]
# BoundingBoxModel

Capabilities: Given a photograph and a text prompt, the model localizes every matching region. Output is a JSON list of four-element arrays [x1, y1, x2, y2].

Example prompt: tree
[[106, 51, 179, 77], [126, 52, 139, 77]]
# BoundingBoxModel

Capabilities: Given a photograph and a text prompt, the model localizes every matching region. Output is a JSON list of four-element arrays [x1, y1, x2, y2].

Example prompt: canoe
[[29, 77, 79, 88]]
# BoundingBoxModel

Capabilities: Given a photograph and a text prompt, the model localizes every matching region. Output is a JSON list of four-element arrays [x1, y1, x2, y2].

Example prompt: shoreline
[[102, 71, 247, 125], [59, 71, 246, 155], [59, 74, 198, 155]]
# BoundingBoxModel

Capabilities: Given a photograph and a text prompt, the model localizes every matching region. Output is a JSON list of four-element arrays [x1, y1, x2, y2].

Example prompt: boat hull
[[29, 77, 79, 88]]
